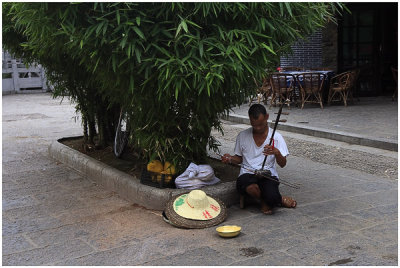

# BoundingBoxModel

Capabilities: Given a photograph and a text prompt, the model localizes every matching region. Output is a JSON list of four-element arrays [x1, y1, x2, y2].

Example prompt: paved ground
[[232, 96, 398, 142], [2, 93, 398, 265]]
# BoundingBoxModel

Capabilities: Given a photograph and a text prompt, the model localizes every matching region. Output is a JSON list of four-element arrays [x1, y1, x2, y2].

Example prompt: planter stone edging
[[48, 138, 239, 210]]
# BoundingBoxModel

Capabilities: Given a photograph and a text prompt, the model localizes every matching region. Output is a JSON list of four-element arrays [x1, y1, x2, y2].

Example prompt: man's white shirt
[[234, 127, 289, 178]]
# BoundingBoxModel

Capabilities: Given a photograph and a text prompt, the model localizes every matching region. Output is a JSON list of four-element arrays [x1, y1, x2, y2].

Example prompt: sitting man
[[221, 103, 296, 214]]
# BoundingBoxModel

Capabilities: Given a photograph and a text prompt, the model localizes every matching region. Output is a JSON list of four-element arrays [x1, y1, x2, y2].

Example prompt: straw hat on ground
[[164, 190, 227, 229]]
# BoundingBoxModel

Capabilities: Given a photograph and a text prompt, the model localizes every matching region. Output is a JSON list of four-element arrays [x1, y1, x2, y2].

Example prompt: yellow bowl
[[216, 225, 241, 238]]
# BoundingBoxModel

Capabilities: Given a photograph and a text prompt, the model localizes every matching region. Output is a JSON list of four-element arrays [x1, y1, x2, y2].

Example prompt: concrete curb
[[222, 113, 398, 152], [48, 138, 239, 210]]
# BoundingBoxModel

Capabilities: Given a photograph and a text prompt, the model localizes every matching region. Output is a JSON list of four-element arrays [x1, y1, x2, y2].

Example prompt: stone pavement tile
[[2, 238, 94, 266], [39, 166, 83, 181], [348, 189, 397, 207], [59, 175, 98, 190], [16, 197, 87, 218], [282, 232, 394, 266], [348, 180, 397, 193], [350, 203, 398, 224], [103, 206, 178, 241], [338, 170, 391, 182], [140, 246, 235, 266], [32, 183, 115, 205], [289, 216, 366, 242], [224, 205, 259, 222], [22, 154, 59, 169], [2, 170, 46, 186], [2, 195, 39, 211], [298, 198, 373, 219], [221, 209, 314, 236], [11, 174, 61, 190], [2, 183, 66, 202], [336, 213, 378, 230], [27, 218, 138, 251], [2, 146, 36, 162], [293, 173, 364, 192], [348, 251, 398, 266], [209, 228, 311, 263], [138, 229, 220, 258], [356, 220, 398, 245], [53, 196, 131, 224], [57, 242, 165, 266], [2, 215, 64, 236], [3, 203, 60, 221], [62, 183, 121, 203], [228, 250, 307, 266], [293, 184, 368, 206], [2, 233, 36, 255], [2, 160, 40, 176]]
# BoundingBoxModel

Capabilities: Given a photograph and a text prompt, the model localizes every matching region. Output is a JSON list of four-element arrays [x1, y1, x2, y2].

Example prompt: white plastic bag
[[175, 163, 220, 190]]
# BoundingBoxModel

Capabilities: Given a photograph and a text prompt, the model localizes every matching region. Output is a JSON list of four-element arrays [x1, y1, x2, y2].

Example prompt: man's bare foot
[[261, 202, 273, 215], [281, 196, 297, 208]]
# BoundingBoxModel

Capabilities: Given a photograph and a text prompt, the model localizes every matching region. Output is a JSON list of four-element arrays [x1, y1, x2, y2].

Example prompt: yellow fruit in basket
[[147, 160, 163, 173], [165, 175, 173, 183], [163, 161, 176, 175], [157, 171, 167, 183]]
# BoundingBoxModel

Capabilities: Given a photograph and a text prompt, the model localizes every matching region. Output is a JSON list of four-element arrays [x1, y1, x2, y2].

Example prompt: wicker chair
[[328, 71, 352, 106], [296, 73, 326, 109], [270, 73, 296, 107], [391, 67, 397, 101], [249, 76, 272, 105], [348, 68, 360, 103]]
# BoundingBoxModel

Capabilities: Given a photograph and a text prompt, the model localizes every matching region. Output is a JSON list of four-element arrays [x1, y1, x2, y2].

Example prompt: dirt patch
[[60, 137, 239, 183], [239, 247, 264, 257]]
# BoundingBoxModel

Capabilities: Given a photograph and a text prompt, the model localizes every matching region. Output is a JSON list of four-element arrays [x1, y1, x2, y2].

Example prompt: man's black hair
[[248, 104, 267, 119]]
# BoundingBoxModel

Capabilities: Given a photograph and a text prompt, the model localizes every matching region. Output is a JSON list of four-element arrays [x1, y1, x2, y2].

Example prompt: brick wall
[[280, 23, 338, 72], [280, 30, 323, 69]]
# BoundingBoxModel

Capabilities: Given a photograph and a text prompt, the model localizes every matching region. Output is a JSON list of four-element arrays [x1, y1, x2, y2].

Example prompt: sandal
[[281, 196, 297, 208]]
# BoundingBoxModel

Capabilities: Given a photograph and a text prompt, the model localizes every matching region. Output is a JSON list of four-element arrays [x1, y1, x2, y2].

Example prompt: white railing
[[2, 52, 49, 94]]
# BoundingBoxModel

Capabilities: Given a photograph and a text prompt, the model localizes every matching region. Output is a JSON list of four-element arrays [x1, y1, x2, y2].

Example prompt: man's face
[[250, 113, 269, 134]]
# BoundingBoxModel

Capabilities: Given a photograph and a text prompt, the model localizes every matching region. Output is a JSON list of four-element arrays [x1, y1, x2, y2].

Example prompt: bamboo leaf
[[261, 43, 276, 55], [199, 41, 204, 58], [133, 26, 145, 39]]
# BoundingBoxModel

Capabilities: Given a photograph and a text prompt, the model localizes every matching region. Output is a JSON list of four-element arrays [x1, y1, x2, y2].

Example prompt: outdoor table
[[279, 70, 335, 104]]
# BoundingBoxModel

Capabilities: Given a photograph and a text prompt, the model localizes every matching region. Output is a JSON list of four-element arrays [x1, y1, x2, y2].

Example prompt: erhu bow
[[261, 99, 289, 170]]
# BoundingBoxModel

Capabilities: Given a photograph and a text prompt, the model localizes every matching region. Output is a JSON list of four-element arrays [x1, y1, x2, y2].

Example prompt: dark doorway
[[338, 3, 398, 97]]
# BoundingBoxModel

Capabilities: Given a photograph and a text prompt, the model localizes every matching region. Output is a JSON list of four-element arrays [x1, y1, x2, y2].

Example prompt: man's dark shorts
[[236, 173, 282, 207]]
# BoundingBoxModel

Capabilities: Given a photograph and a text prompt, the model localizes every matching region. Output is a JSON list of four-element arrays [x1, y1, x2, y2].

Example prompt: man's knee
[[246, 184, 261, 198]]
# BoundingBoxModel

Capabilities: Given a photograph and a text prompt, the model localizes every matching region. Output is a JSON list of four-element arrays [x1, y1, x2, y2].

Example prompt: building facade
[[280, 2, 397, 97]]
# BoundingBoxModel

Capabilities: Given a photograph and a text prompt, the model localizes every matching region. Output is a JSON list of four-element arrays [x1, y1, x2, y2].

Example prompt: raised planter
[[48, 138, 239, 210]]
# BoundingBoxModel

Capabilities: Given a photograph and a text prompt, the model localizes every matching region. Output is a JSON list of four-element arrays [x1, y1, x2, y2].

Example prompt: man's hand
[[263, 145, 287, 168], [221, 154, 242, 165], [263, 144, 280, 156], [221, 153, 233, 164]]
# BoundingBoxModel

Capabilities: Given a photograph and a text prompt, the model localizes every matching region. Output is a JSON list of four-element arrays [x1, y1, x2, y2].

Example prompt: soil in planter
[[61, 137, 239, 183]]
